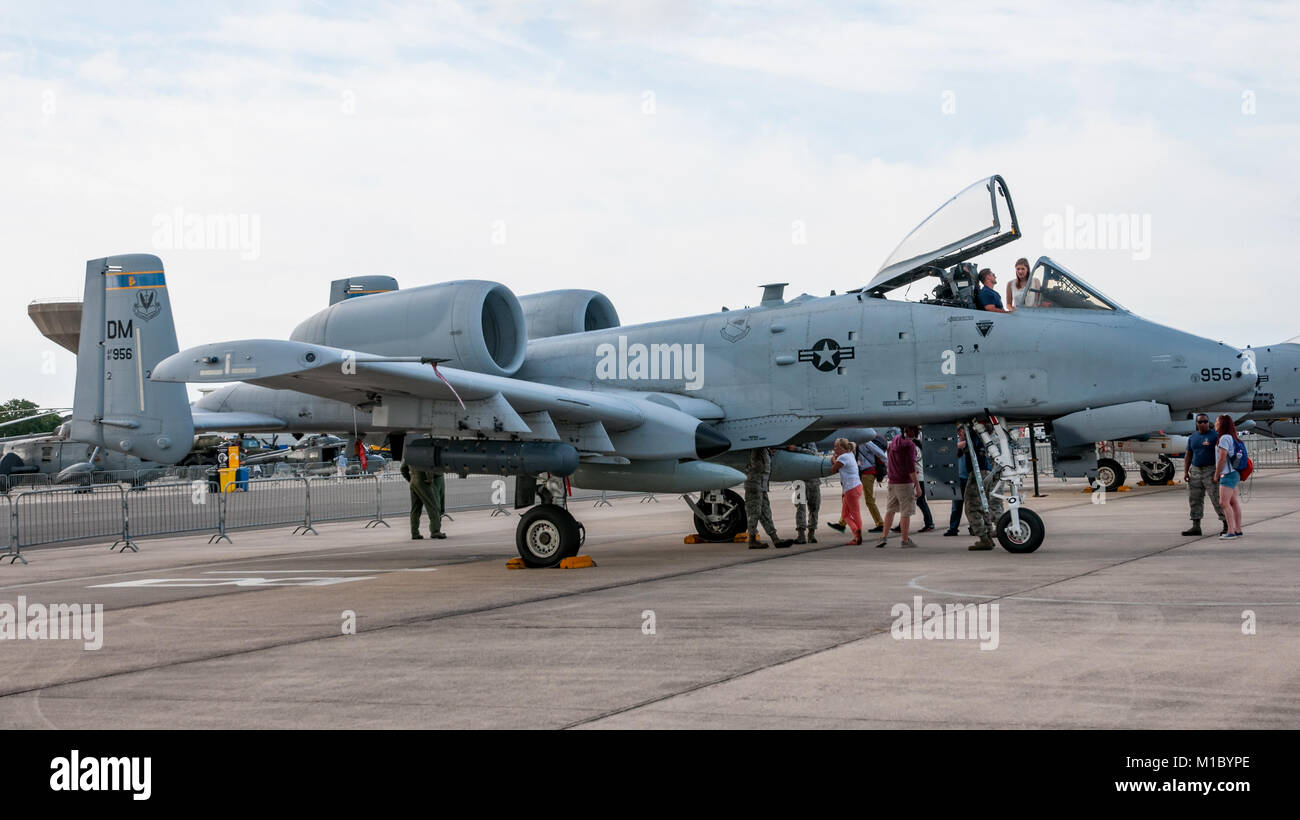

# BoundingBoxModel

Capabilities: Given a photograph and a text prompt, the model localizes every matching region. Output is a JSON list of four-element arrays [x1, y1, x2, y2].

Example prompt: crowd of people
[[737, 423, 1005, 552], [733, 409, 1254, 552]]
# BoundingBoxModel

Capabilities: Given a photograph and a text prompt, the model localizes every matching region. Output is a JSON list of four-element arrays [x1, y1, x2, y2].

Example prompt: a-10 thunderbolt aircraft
[[71, 176, 1253, 565]]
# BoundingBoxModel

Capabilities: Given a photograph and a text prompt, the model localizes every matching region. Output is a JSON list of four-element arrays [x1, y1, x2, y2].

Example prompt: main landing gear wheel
[[1139, 456, 1174, 486], [692, 488, 746, 542], [515, 505, 581, 568], [1096, 458, 1125, 492], [996, 508, 1045, 553]]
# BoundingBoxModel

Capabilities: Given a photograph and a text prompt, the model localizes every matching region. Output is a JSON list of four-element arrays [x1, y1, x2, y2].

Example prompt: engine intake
[[290, 280, 527, 377], [518, 290, 619, 339]]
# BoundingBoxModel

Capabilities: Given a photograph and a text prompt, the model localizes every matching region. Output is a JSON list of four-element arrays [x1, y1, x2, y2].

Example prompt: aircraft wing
[[191, 411, 289, 433], [154, 339, 730, 461]]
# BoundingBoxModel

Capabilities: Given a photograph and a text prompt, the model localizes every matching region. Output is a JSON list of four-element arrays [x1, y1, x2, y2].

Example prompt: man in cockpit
[[974, 269, 1009, 313]]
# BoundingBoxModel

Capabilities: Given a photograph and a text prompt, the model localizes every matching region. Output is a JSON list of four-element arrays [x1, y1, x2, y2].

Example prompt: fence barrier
[[13, 484, 134, 554], [0, 494, 19, 564]]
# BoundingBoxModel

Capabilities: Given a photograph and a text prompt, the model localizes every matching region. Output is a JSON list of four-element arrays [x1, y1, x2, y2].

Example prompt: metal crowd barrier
[[0, 494, 18, 564], [305, 475, 385, 529], [0, 473, 52, 494], [12, 484, 135, 555], [1238, 437, 1300, 468], [1104, 436, 1300, 472], [219, 477, 315, 541], [123, 480, 221, 542], [379, 473, 413, 518]]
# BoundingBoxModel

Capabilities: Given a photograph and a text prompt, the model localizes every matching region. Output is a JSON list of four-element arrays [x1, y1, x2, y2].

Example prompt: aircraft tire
[[997, 508, 1044, 553], [692, 488, 746, 542], [1096, 458, 1125, 492], [1139, 456, 1174, 486], [516, 505, 580, 568]]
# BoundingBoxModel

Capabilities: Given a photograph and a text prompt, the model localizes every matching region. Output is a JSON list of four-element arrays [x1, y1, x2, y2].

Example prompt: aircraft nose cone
[[1172, 336, 1254, 410], [694, 423, 731, 460]]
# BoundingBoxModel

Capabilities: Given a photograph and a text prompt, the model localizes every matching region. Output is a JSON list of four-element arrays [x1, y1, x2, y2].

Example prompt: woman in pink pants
[[831, 438, 864, 545]]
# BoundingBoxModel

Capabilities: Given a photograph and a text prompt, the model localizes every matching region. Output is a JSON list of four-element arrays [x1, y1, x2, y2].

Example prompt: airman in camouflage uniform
[[963, 432, 1003, 550], [964, 469, 1004, 549], [789, 443, 821, 543], [745, 448, 793, 549]]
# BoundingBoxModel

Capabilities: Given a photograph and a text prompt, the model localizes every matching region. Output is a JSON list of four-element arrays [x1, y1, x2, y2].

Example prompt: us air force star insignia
[[976, 320, 994, 337], [133, 290, 161, 322], [798, 338, 855, 372]]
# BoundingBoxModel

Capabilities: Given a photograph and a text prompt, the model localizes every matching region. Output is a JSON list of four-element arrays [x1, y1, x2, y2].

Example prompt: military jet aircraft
[[73, 176, 1251, 564]]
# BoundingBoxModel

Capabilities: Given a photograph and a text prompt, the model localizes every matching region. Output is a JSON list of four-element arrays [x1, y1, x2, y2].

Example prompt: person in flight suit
[[401, 462, 446, 540]]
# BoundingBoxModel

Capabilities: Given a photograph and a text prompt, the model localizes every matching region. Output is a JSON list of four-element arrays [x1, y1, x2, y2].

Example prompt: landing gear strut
[[968, 416, 1047, 553], [684, 488, 746, 542]]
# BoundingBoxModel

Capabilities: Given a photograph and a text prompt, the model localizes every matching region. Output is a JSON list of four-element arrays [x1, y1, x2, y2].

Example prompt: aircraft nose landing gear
[[996, 508, 1045, 553], [969, 417, 1048, 553]]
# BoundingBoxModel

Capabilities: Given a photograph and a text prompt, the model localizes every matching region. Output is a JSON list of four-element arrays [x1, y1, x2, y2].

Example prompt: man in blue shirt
[[1182, 413, 1227, 536], [944, 426, 974, 536], [976, 269, 1008, 313]]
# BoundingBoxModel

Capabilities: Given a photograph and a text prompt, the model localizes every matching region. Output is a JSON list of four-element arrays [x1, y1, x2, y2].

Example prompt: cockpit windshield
[[1027, 258, 1124, 311], [866, 175, 1018, 294]]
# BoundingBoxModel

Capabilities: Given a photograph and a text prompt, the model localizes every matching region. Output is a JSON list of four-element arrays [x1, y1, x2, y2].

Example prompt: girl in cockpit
[[1006, 257, 1040, 310]]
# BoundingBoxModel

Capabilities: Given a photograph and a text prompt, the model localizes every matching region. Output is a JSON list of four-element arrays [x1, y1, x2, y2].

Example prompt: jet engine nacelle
[[518, 289, 619, 339], [290, 280, 527, 377]]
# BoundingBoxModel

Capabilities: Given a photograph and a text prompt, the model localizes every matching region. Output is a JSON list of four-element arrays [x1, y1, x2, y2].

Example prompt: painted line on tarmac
[[0, 544, 483, 592], [202, 569, 439, 573]]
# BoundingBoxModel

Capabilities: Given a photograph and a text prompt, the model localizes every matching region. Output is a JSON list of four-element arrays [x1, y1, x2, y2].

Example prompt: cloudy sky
[[2, 0, 1297, 407]]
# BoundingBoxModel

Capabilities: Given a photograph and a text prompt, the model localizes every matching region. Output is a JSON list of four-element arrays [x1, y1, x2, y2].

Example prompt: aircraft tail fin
[[68, 254, 194, 464]]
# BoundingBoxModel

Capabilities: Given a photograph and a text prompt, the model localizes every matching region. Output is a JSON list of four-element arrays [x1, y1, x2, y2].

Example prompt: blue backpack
[[1231, 437, 1248, 471]]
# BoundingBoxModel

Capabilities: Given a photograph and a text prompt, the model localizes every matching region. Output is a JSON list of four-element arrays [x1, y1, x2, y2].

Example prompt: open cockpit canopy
[[863, 175, 1128, 314], [867, 175, 1019, 295]]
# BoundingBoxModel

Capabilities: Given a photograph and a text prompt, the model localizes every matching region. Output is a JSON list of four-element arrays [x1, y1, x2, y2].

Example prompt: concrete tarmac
[[0, 470, 1297, 729]]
